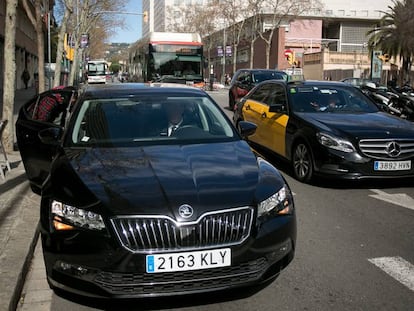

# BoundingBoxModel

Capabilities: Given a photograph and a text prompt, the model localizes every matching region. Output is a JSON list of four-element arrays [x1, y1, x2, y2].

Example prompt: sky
[[109, 0, 143, 43]]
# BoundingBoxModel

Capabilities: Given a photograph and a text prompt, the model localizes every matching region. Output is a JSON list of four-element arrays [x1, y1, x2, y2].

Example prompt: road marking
[[368, 257, 414, 292], [369, 189, 414, 211]]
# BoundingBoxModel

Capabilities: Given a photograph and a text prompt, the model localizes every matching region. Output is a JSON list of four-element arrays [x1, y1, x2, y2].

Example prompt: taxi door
[[242, 82, 289, 157]]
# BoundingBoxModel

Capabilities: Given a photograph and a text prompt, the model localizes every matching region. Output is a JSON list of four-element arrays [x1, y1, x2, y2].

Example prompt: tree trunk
[[232, 44, 237, 75], [265, 43, 270, 69], [1, 0, 18, 152], [54, 1, 73, 88], [250, 40, 254, 68], [35, 1, 46, 92], [265, 29, 275, 69], [401, 57, 412, 86]]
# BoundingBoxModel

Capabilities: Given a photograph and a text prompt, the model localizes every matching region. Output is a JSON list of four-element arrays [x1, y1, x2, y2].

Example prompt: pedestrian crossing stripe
[[368, 256, 414, 292]]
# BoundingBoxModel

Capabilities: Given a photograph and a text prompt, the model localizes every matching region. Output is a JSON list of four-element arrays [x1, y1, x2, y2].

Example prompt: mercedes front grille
[[359, 139, 414, 160]]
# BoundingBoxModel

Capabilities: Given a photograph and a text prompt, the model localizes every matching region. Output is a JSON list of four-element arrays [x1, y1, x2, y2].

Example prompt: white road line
[[368, 256, 414, 292], [369, 189, 414, 211]]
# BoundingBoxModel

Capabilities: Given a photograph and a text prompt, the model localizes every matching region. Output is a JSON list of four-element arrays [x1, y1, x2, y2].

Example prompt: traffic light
[[286, 51, 296, 66], [286, 53, 293, 65], [378, 53, 390, 62], [143, 11, 148, 23]]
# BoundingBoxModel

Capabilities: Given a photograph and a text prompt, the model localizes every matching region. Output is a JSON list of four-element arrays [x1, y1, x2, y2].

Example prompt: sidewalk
[[0, 87, 41, 311]]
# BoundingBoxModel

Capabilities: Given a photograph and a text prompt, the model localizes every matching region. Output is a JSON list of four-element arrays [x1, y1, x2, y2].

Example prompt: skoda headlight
[[51, 200, 105, 231], [258, 185, 294, 218], [316, 132, 355, 153]]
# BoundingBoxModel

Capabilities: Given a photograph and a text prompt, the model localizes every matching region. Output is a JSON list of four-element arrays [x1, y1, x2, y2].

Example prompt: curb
[[0, 152, 41, 311], [9, 226, 40, 311]]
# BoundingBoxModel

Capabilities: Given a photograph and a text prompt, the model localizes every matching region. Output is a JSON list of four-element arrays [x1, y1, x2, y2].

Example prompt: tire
[[292, 142, 313, 183]]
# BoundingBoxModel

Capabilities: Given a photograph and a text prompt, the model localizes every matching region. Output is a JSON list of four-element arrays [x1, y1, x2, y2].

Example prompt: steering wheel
[[171, 125, 201, 137]]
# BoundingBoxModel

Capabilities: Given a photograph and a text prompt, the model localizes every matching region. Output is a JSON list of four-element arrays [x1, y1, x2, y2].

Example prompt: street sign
[[371, 50, 382, 80]]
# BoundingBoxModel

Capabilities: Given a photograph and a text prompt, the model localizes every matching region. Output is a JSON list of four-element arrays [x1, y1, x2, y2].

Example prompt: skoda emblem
[[178, 204, 193, 219], [386, 141, 401, 157]]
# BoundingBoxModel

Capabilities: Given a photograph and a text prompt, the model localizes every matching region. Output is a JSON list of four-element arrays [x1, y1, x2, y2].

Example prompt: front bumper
[[41, 215, 296, 299], [313, 148, 414, 180]]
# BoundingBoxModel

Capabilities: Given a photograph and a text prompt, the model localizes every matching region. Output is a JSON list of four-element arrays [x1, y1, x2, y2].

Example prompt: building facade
[[0, 0, 39, 93], [139, 0, 398, 83], [142, 0, 215, 36]]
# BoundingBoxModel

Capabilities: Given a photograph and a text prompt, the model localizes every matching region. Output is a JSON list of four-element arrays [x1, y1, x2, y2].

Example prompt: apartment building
[[142, 0, 392, 37]]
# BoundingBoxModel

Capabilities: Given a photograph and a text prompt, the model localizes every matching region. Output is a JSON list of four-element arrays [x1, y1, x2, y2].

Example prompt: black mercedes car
[[233, 79, 414, 183], [16, 83, 296, 299]]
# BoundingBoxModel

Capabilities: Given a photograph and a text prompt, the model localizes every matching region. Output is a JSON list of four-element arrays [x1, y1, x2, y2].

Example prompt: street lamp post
[[47, 7, 52, 89], [222, 27, 226, 85]]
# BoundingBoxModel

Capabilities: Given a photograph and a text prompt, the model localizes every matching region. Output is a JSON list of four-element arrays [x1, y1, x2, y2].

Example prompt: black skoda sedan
[[16, 83, 296, 299]]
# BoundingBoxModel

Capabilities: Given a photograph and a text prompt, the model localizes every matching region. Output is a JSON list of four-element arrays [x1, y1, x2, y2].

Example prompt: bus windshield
[[149, 48, 203, 83], [87, 61, 108, 84], [129, 32, 204, 88]]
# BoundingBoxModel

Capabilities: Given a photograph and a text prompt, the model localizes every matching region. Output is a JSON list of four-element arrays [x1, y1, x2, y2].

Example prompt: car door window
[[249, 84, 271, 103], [267, 84, 287, 109], [237, 71, 248, 83]]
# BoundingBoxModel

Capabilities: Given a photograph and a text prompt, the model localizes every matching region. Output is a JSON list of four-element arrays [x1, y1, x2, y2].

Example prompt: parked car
[[16, 83, 296, 299], [228, 69, 288, 110], [233, 79, 414, 183]]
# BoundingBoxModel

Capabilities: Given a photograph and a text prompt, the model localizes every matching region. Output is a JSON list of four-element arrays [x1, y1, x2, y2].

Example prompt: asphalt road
[[19, 89, 414, 311]]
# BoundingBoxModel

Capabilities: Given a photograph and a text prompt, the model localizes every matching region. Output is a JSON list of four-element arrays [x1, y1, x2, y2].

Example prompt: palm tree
[[367, 0, 414, 87]]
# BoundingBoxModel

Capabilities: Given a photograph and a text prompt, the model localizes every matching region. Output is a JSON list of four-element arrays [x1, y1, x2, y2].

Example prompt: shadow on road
[[53, 279, 275, 310]]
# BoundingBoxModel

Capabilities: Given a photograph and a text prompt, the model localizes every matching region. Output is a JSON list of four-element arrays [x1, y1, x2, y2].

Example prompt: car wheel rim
[[293, 144, 311, 179]]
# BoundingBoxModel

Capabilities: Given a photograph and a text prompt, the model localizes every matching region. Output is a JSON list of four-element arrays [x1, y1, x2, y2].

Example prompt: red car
[[228, 69, 288, 110]]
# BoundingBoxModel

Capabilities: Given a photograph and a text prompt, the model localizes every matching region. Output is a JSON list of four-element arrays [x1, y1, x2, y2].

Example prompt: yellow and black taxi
[[15, 83, 296, 299], [233, 80, 414, 183]]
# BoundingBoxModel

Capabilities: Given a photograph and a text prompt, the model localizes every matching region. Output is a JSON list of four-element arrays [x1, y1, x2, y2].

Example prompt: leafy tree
[[109, 62, 121, 73], [247, 1, 263, 68], [53, 0, 74, 87], [165, 2, 221, 79], [54, 0, 127, 85], [367, 0, 414, 86], [256, 0, 322, 69]]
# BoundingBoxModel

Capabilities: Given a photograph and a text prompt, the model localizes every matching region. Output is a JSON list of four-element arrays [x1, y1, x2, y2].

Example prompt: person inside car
[[159, 102, 199, 136], [182, 64, 195, 75], [166, 102, 186, 136], [310, 96, 338, 112]]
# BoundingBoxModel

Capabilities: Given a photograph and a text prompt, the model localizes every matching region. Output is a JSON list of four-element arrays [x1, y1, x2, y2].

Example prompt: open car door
[[15, 87, 76, 194]]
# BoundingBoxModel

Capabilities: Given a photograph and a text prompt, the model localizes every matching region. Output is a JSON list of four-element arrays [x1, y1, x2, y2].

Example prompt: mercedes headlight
[[316, 132, 355, 153], [51, 200, 105, 231], [258, 185, 294, 218]]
